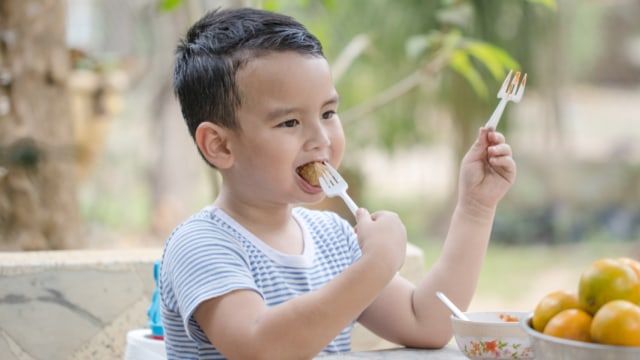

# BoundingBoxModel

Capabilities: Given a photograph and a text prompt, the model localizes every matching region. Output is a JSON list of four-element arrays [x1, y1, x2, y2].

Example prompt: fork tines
[[501, 70, 527, 102], [507, 72, 520, 94], [484, 69, 528, 130], [319, 170, 336, 187], [319, 164, 343, 189], [318, 162, 359, 216]]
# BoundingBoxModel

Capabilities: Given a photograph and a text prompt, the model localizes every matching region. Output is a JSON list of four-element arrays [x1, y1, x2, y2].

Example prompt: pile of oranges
[[531, 257, 640, 347]]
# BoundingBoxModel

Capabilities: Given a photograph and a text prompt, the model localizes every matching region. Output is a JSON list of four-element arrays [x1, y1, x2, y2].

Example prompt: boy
[[160, 7, 516, 360]]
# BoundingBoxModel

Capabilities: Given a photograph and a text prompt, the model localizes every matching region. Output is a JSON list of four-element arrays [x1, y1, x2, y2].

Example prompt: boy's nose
[[305, 123, 331, 150]]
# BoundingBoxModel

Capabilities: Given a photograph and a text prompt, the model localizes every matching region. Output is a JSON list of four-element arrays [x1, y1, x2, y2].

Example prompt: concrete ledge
[[0, 244, 425, 359], [0, 248, 161, 360]]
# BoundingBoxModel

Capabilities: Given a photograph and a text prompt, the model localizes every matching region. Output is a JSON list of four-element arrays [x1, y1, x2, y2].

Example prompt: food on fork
[[297, 162, 326, 186]]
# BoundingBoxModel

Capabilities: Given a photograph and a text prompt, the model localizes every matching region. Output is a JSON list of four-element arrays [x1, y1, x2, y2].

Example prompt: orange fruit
[[578, 258, 640, 315], [618, 257, 640, 279], [532, 290, 580, 332], [591, 299, 640, 346], [543, 308, 592, 342]]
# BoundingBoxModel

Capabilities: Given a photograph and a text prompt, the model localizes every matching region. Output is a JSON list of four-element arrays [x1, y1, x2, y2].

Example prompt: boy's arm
[[358, 200, 497, 348], [358, 128, 516, 348], [195, 209, 407, 360]]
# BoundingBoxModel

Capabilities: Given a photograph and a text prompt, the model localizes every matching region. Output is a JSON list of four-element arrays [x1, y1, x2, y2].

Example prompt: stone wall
[[0, 249, 160, 360], [0, 244, 425, 359]]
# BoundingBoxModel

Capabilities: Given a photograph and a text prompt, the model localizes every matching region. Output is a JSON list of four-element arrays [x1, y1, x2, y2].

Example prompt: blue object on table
[[147, 260, 164, 338]]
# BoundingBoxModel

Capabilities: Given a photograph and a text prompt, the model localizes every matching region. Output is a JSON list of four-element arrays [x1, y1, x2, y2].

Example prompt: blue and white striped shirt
[[160, 206, 361, 359]]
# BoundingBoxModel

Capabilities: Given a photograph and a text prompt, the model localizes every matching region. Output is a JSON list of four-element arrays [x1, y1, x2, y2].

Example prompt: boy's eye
[[278, 119, 299, 128], [322, 111, 336, 120]]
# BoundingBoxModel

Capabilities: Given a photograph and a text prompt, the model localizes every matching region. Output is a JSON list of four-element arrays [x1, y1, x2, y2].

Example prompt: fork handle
[[340, 191, 359, 217], [484, 98, 508, 130]]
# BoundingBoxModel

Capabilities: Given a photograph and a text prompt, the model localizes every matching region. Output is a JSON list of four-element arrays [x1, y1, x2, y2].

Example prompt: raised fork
[[484, 70, 527, 130], [318, 162, 358, 216]]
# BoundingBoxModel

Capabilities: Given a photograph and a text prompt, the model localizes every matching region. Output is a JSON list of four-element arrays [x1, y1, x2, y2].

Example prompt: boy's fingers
[[488, 130, 506, 145], [475, 127, 490, 148], [354, 208, 371, 235], [355, 208, 371, 222]]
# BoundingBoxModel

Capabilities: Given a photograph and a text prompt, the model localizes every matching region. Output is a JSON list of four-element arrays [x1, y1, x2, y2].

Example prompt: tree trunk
[[0, 0, 81, 250]]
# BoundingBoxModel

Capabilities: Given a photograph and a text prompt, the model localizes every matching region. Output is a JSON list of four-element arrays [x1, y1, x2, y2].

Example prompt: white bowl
[[520, 313, 640, 360], [451, 311, 534, 360]]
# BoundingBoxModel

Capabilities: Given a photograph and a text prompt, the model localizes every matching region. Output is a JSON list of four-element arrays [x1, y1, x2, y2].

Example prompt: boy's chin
[[298, 195, 334, 208]]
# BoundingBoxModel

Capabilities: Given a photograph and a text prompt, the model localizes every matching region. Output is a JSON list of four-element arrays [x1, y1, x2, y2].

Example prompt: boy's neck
[[214, 195, 304, 255]]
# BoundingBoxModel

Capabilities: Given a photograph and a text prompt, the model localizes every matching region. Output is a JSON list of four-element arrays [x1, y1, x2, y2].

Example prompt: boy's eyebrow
[[265, 94, 340, 120], [324, 94, 340, 107], [265, 106, 300, 121]]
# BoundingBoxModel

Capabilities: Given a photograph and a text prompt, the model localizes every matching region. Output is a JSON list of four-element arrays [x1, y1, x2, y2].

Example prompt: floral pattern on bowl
[[455, 336, 534, 360]]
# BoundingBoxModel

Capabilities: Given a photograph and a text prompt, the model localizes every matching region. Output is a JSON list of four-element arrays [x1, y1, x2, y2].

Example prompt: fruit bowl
[[451, 311, 534, 359], [520, 313, 640, 360]]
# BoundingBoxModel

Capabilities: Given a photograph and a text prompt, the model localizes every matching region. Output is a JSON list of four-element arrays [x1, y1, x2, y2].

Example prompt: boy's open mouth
[[296, 162, 325, 187]]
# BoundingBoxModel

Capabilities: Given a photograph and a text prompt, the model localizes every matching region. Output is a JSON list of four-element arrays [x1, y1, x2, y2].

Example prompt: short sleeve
[[161, 217, 260, 343]]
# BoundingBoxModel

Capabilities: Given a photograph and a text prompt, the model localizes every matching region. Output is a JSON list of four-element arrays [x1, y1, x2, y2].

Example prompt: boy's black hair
[[174, 7, 325, 140]]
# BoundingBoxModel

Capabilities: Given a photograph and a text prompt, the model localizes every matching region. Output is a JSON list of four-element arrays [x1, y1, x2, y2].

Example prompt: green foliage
[[329, 1, 554, 152], [158, 0, 184, 12], [406, 25, 521, 99], [449, 38, 520, 99], [527, 0, 557, 11], [263, 0, 337, 12], [459, 40, 520, 93]]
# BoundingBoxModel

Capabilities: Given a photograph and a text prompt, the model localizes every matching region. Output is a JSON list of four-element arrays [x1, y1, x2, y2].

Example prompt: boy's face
[[227, 51, 345, 206]]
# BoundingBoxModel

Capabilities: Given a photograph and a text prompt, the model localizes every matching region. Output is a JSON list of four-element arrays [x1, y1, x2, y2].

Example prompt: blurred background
[[1, 0, 639, 309]]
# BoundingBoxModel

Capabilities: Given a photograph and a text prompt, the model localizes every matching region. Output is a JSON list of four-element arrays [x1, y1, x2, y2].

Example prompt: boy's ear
[[195, 122, 233, 169]]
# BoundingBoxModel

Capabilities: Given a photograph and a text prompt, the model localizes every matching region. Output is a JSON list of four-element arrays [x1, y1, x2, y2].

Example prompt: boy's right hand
[[354, 208, 407, 274]]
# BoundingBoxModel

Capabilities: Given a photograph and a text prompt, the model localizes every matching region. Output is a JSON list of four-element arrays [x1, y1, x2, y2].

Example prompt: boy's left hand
[[458, 127, 516, 208]]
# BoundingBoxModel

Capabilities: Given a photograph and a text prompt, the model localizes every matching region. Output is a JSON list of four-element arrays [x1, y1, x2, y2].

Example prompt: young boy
[[160, 7, 516, 360]]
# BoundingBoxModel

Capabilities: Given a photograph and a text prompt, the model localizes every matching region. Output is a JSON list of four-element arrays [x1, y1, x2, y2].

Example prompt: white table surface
[[315, 344, 467, 359]]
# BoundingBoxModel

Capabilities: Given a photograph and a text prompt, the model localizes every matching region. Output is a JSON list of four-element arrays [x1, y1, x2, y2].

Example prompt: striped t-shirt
[[159, 206, 362, 359]]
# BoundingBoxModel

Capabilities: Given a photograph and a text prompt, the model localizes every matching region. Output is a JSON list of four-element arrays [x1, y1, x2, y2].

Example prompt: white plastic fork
[[484, 70, 527, 130], [318, 162, 358, 216]]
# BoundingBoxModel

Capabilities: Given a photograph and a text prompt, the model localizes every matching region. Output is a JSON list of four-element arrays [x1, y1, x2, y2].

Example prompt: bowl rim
[[451, 311, 530, 326], [520, 313, 640, 353]]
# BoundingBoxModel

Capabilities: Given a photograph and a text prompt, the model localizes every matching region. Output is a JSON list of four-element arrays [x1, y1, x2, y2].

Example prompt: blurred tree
[[327, 0, 555, 160], [0, 1, 81, 250]]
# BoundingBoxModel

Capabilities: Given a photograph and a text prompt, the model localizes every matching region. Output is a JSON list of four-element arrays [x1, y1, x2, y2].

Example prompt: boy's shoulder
[[178, 205, 217, 223], [165, 206, 221, 238]]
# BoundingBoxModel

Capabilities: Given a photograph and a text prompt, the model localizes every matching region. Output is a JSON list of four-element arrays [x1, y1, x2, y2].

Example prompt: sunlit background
[[3, 0, 640, 311]]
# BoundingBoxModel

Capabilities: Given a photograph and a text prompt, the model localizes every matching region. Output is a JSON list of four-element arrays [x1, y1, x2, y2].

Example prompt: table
[[315, 344, 467, 359], [124, 328, 467, 360]]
